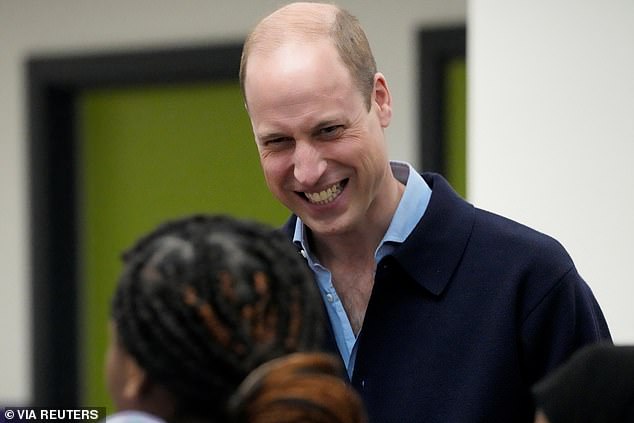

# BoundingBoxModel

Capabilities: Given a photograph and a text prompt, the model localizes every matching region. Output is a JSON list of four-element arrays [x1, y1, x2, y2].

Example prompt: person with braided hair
[[104, 214, 365, 423]]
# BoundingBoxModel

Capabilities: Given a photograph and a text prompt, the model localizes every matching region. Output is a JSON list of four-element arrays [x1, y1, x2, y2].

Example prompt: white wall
[[469, 0, 634, 344], [0, 0, 466, 404]]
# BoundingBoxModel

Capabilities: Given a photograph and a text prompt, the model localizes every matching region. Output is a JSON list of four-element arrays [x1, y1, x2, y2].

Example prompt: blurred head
[[241, 2, 396, 237], [105, 214, 324, 422], [532, 343, 634, 423], [229, 352, 367, 423]]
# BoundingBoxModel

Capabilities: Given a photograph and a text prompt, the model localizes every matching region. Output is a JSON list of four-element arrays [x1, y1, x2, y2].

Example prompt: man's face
[[244, 39, 392, 236]]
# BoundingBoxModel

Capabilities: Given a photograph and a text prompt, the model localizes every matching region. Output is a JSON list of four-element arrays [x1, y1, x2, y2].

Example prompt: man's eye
[[265, 137, 293, 147], [319, 125, 343, 137]]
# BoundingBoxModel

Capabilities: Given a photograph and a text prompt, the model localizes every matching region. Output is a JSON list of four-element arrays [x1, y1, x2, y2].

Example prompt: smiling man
[[238, 3, 611, 422]]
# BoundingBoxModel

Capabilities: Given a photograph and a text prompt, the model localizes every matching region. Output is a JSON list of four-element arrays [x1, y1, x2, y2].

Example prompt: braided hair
[[110, 214, 324, 422]]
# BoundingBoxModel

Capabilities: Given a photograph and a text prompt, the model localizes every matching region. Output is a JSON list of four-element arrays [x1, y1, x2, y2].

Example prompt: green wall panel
[[77, 82, 288, 408], [444, 58, 467, 198]]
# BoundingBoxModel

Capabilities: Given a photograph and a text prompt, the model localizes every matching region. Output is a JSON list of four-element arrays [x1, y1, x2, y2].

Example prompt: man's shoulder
[[419, 172, 569, 260], [420, 173, 571, 270], [476, 207, 567, 251]]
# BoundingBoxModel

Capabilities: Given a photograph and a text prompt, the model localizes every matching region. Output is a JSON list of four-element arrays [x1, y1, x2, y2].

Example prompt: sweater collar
[[390, 172, 475, 296]]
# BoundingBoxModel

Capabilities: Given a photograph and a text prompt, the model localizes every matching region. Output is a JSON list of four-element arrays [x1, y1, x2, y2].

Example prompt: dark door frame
[[419, 26, 467, 174], [27, 43, 243, 406]]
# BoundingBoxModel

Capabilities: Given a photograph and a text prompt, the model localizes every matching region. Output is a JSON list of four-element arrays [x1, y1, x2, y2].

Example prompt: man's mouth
[[303, 180, 347, 205]]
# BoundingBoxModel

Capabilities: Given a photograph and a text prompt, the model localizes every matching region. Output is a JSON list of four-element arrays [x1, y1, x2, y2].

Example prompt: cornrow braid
[[111, 214, 325, 422]]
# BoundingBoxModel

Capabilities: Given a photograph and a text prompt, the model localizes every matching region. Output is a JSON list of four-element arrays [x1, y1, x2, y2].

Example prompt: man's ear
[[373, 72, 392, 128]]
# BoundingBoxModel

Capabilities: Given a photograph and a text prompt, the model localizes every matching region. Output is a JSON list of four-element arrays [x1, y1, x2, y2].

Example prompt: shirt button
[[326, 293, 335, 303]]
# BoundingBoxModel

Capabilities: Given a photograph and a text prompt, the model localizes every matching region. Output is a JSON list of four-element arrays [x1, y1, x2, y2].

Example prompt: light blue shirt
[[293, 161, 432, 377]]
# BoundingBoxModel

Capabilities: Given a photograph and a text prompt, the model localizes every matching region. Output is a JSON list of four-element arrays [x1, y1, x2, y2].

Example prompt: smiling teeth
[[305, 182, 343, 204]]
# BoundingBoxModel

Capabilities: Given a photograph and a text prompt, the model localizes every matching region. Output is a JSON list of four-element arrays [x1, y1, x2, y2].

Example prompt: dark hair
[[229, 352, 367, 423], [111, 214, 324, 422], [532, 343, 634, 423]]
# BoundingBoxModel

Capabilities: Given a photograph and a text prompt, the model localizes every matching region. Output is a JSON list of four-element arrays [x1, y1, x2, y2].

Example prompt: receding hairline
[[248, 2, 339, 53], [240, 3, 342, 95], [240, 2, 378, 109]]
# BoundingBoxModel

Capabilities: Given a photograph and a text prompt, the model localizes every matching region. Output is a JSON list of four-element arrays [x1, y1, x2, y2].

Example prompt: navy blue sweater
[[284, 173, 611, 423]]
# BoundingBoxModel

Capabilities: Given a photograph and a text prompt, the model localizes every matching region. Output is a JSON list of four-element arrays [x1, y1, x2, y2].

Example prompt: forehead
[[245, 39, 356, 103], [245, 40, 363, 129]]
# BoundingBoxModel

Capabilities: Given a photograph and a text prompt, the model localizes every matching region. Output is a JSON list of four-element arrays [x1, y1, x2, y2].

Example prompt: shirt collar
[[381, 161, 431, 245]]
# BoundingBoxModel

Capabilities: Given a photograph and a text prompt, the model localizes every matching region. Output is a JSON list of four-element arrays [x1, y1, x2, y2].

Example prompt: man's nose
[[293, 141, 327, 186]]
